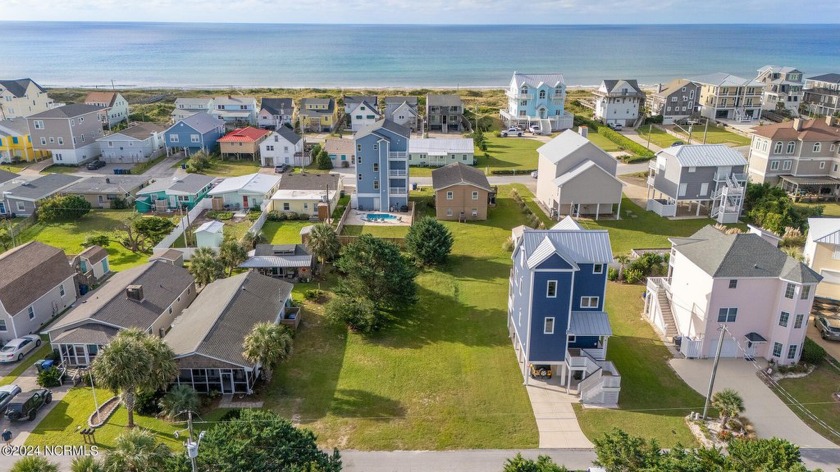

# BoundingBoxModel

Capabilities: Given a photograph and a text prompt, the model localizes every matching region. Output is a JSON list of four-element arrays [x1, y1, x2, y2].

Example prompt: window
[[168, 306, 173, 314], [717, 307, 737, 323], [0, 320, 5, 332], [773, 342, 783, 357], [729, 279, 737, 289], [170, 134, 179, 143], [539, 90, 546, 99], [190, 134, 200, 143], [357, 173, 362, 181], [779, 311, 789, 327], [446, 191, 453, 200], [782, 160, 792, 170], [678, 183, 687, 197], [770, 160, 779, 170], [27, 306, 34, 320], [784, 283, 795, 299], [787, 344, 797, 359], [373, 144, 378, 151], [357, 155, 362, 164], [283, 202, 290, 211], [688, 166, 696, 173], [60, 284, 65, 297], [774, 141, 783, 154], [787, 141, 795, 154], [800, 285, 811, 299], [820, 161, 826, 169], [794, 314, 805, 329], [814, 143, 822, 153], [373, 180, 379, 190], [471, 191, 479, 200], [593, 264, 604, 274], [57, 137, 63, 145], [671, 97, 678, 102], [546, 280, 558, 298], [446, 208, 453, 216], [356, 144, 361, 152], [51, 137, 55, 144], [16, 202, 25, 212], [580, 296, 599, 308], [544, 317, 555, 334], [33, 120, 44, 129], [39, 137, 46, 145]]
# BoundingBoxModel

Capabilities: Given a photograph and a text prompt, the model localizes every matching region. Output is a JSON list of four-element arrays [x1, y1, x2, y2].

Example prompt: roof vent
[[126, 284, 144, 302]]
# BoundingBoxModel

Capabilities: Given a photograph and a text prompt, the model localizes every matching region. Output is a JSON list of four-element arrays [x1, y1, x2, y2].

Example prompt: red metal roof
[[217, 127, 270, 143]]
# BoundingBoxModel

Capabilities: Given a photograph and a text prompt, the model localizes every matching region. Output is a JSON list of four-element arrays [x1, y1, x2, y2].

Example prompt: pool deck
[[346, 210, 413, 226]]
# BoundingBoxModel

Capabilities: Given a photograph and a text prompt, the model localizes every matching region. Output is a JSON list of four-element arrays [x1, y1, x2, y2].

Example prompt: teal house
[[135, 174, 215, 213]]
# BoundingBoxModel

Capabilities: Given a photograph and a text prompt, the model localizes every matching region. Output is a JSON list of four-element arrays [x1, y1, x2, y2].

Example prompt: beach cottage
[[164, 113, 226, 157], [208, 173, 281, 211], [135, 174, 215, 213]]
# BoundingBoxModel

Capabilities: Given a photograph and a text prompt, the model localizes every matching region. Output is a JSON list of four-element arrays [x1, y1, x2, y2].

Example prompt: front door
[[745, 341, 756, 359], [242, 196, 249, 209], [221, 370, 235, 394], [373, 197, 381, 211]]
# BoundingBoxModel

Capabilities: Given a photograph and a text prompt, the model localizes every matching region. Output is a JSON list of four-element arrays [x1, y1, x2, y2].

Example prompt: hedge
[[575, 117, 655, 160], [490, 169, 537, 175]]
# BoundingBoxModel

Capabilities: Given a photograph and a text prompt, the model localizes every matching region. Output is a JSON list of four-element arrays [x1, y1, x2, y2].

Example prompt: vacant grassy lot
[[40, 165, 82, 175], [636, 125, 681, 148], [340, 224, 409, 238], [262, 220, 312, 244], [666, 123, 751, 146], [205, 159, 261, 177], [410, 135, 541, 177], [17, 210, 146, 270], [586, 130, 622, 152], [776, 361, 840, 446], [264, 186, 538, 450]]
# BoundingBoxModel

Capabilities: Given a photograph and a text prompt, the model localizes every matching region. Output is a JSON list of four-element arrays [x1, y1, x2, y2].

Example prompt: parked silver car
[[0, 335, 41, 363], [816, 316, 840, 341]]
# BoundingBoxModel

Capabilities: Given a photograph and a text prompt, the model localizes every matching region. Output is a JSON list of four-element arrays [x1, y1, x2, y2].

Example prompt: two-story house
[[348, 100, 382, 132], [384, 96, 419, 131], [693, 73, 764, 122], [84, 91, 130, 129], [135, 174, 215, 212], [218, 126, 270, 161], [508, 220, 620, 403], [426, 94, 464, 133], [0, 242, 77, 344], [354, 119, 410, 211], [28, 104, 105, 165], [343, 95, 378, 115], [163, 112, 226, 157], [267, 173, 342, 219], [298, 98, 338, 133], [646, 144, 747, 223], [500, 72, 574, 133], [96, 122, 165, 163], [431, 162, 492, 221], [46, 260, 196, 366], [803, 73, 840, 117], [747, 117, 840, 192], [170, 97, 214, 122], [535, 129, 624, 220], [62, 175, 149, 209], [648, 79, 700, 125], [645, 225, 820, 365], [0, 118, 49, 163], [209, 96, 258, 127], [257, 98, 294, 129], [0, 79, 54, 119], [593, 79, 645, 128], [755, 66, 804, 115], [260, 127, 305, 167], [804, 217, 840, 300]]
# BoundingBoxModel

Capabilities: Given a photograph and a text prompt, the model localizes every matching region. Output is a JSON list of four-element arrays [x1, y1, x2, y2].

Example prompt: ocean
[[1, 22, 838, 89]]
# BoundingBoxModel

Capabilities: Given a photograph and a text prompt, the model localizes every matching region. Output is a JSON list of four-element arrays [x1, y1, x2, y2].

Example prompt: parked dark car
[[816, 315, 840, 341], [5, 389, 51, 421], [86, 159, 106, 170], [274, 164, 290, 173], [0, 384, 21, 416]]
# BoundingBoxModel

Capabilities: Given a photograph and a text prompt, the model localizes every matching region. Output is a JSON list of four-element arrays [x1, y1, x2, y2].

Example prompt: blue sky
[[1, 0, 838, 24]]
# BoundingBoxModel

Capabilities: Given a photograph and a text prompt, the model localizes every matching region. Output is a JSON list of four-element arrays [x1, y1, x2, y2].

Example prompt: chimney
[[126, 284, 144, 302], [578, 126, 589, 138], [657, 83, 663, 93], [792, 118, 803, 131]]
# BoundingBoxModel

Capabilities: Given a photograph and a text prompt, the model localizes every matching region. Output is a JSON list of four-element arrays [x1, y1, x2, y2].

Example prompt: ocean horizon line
[[1, 20, 838, 27], [41, 83, 609, 91]]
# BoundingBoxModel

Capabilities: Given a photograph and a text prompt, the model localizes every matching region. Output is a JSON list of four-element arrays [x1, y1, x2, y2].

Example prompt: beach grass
[[666, 123, 751, 146]]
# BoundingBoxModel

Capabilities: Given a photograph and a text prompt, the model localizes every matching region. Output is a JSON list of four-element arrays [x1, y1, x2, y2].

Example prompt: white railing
[[566, 349, 588, 369], [582, 347, 606, 361], [647, 276, 672, 296], [389, 187, 407, 196], [388, 169, 407, 177], [505, 91, 533, 100], [646, 199, 677, 217], [388, 152, 407, 160]]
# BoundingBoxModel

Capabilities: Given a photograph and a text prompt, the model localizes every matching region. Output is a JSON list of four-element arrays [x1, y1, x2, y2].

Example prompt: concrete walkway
[[525, 382, 593, 449], [670, 358, 838, 449]]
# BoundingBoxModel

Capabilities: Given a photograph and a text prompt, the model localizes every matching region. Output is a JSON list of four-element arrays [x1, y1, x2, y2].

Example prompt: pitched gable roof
[[552, 216, 582, 230], [600, 79, 643, 96], [552, 160, 625, 187], [512, 72, 566, 88], [519, 228, 613, 267], [259, 98, 293, 115], [538, 129, 603, 164], [78, 245, 108, 265], [29, 104, 103, 119], [426, 94, 463, 107], [84, 92, 118, 107], [807, 73, 840, 84], [345, 95, 378, 107], [752, 118, 840, 142], [209, 173, 280, 196], [0, 242, 74, 316], [7, 173, 81, 201], [431, 162, 491, 192], [274, 126, 301, 145], [807, 217, 840, 245], [350, 100, 381, 117], [653, 79, 696, 98], [0, 118, 32, 136], [354, 119, 410, 140], [691, 72, 763, 87], [657, 144, 748, 168], [173, 112, 226, 134], [217, 127, 270, 143], [0, 79, 45, 98], [384, 96, 418, 106], [110, 122, 165, 140], [137, 174, 215, 196], [324, 137, 354, 155]]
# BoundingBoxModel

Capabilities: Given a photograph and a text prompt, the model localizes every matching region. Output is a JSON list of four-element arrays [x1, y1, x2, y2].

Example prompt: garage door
[[707, 337, 739, 358]]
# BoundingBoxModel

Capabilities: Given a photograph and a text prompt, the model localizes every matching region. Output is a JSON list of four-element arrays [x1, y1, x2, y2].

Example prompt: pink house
[[644, 226, 820, 365]]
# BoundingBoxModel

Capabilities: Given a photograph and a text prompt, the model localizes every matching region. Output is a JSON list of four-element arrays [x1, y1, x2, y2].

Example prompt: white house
[[804, 218, 840, 300], [85, 92, 130, 129], [171, 98, 214, 122], [384, 96, 419, 131], [645, 225, 821, 365], [408, 138, 475, 167], [259, 127, 304, 167], [208, 173, 281, 211], [257, 98, 294, 129], [593, 80, 645, 127], [210, 96, 258, 126], [195, 220, 225, 249], [349, 100, 382, 132], [96, 122, 165, 163]]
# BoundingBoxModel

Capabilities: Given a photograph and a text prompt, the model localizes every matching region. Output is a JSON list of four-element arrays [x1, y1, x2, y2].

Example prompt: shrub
[[801, 337, 826, 365], [267, 211, 286, 221], [220, 409, 242, 421], [135, 389, 165, 416], [490, 169, 538, 175], [37, 194, 92, 222], [286, 211, 298, 220], [341, 161, 349, 168], [110, 196, 129, 210], [298, 213, 310, 220], [248, 212, 261, 221], [502, 237, 514, 252], [37, 367, 62, 388], [405, 216, 454, 266], [304, 289, 324, 301], [207, 211, 233, 221], [624, 269, 643, 284], [607, 267, 618, 281], [325, 295, 382, 333]]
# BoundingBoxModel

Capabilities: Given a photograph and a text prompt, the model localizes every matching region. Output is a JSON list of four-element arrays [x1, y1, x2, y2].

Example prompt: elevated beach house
[[259, 127, 304, 167], [354, 119, 410, 211], [645, 225, 820, 365], [535, 129, 623, 220], [0, 78, 54, 119], [171, 97, 214, 122], [84, 91, 130, 129], [166, 272, 295, 394], [426, 94, 464, 133], [298, 98, 338, 133], [135, 174, 215, 213], [343, 95, 378, 115], [209, 95, 258, 126], [0, 242, 77, 344], [96, 122, 165, 163], [501, 72, 573, 133], [47, 260, 196, 366], [208, 173, 281, 211], [804, 217, 840, 300], [28, 104, 104, 165], [593, 79, 645, 128], [755, 65, 804, 115], [384, 96, 419, 131], [408, 138, 474, 167], [164, 112, 226, 157], [803, 73, 840, 117], [240, 244, 314, 280], [0, 118, 50, 163], [646, 144, 747, 223], [348, 99, 382, 132], [508, 219, 620, 404], [431, 162, 492, 221], [648, 79, 700, 125], [692, 72, 764, 122], [218, 126, 270, 161], [257, 98, 294, 129]]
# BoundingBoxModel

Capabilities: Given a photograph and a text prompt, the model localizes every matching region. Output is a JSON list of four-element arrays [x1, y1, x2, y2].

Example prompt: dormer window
[[539, 90, 546, 99], [520, 87, 527, 95]]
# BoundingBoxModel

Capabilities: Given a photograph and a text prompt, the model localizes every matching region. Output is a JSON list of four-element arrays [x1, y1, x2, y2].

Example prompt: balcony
[[388, 151, 407, 160], [506, 90, 533, 100], [389, 187, 407, 196], [388, 169, 407, 177]]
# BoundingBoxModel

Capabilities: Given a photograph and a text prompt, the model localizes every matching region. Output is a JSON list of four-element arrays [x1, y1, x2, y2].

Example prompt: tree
[[242, 230, 266, 250], [188, 246, 225, 286], [503, 453, 568, 472], [726, 437, 808, 472], [103, 429, 173, 472], [219, 237, 248, 276], [158, 384, 199, 420], [325, 294, 380, 333], [712, 388, 745, 429], [316, 148, 333, 170], [83, 233, 111, 248], [91, 329, 178, 428], [335, 234, 417, 312], [615, 254, 631, 282], [10, 457, 59, 472], [114, 215, 175, 254], [37, 194, 91, 222], [242, 322, 293, 383], [306, 223, 340, 274], [0, 227, 13, 251], [593, 429, 663, 471], [70, 456, 102, 472], [405, 216, 454, 266], [197, 409, 341, 472]]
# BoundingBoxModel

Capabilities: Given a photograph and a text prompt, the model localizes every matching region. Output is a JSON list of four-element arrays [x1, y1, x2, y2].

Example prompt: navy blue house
[[164, 112, 225, 157], [508, 217, 619, 397], [353, 119, 410, 212]]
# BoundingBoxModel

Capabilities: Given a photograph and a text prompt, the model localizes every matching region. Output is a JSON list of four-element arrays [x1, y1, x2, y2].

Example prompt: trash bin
[[181, 164, 187, 169], [411, 182, 418, 191]]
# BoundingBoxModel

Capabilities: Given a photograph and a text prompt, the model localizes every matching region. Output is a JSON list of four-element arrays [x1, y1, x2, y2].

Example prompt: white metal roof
[[808, 217, 840, 245], [512, 72, 566, 88], [209, 173, 281, 196], [568, 311, 613, 336], [520, 228, 613, 266], [409, 138, 474, 154], [660, 144, 747, 168], [195, 220, 224, 234], [552, 216, 582, 230], [691, 72, 763, 88], [537, 130, 592, 164], [270, 189, 337, 201]]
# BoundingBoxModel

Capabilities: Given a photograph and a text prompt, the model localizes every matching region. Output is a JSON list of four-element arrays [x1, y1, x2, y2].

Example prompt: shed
[[194, 221, 224, 249]]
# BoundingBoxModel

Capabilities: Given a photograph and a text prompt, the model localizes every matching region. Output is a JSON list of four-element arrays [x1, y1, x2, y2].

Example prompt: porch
[[780, 175, 840, 202], [174, 366, 254, 395]]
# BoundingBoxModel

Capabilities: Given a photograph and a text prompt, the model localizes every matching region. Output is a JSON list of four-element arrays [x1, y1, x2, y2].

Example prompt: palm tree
[[70, 456, 102, 472], [158, 385, 199, 420], [219, 237, 248, 276], [712, 388, 745, 429], [188, 247, 224, 286], [103, 429, 172, 472], [91, 329, 178, 428], [10, 457, 58, 472], [306, 223, 340, 275], [242, 322, 293, 383], [242, 230, 266, 250], [615, 254, 631, 282]]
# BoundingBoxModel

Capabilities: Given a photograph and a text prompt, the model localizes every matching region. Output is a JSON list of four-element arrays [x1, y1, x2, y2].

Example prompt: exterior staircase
[[656, 289, 679, 341]]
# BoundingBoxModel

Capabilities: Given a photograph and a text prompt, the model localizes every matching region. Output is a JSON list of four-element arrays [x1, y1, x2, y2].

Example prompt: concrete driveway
[[808, 315, 840, 362], [670, 358, 837, 448]]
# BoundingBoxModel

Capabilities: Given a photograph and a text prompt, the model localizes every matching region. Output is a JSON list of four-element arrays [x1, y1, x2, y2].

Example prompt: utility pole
[[702, 325, 727, 420], [687, 122, 694, 144], [646, 123, 652, 150], [187, 410, 196, 472], [703, 117, 709, 144]]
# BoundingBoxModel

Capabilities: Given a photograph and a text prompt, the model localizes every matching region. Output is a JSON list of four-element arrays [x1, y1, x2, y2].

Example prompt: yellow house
[[0, 118, 49, 163], [298, 98, 338, 133]]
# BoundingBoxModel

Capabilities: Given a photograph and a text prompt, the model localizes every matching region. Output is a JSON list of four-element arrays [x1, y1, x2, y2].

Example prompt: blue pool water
[[366, 213, 398, 220]]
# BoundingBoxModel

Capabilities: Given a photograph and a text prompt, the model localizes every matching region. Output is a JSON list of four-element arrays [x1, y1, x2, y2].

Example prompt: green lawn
[[636, 126, 681, 148], [799, 202, 840, 218], [41, 165, 82, 175], [586, 130, 622, 152], [340, 224, 409, 238], [411, 136, 541, 177], [667, 124, 751, 146], [262, 220, 313, 244], [26, 386, 182, 451], [17, 210, 146, 271], [510, 184, 553, 228], [1, 162, 38, 173], [775, 362, 840, 446], [264, 186, 538, 450]]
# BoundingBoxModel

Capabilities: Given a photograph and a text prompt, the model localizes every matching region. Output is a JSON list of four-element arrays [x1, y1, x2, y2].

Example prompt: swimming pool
[[366, 213, 398, 220]]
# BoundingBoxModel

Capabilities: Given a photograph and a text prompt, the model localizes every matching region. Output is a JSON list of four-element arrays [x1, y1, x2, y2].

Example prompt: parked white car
[[0, 336, 41, 363], [501, 127, 523, 137], [529, 125, 541, 135]]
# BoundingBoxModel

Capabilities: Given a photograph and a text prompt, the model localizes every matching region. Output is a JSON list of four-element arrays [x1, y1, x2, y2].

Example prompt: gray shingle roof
[[63, 176, 148, 195], [354, 119, 410, 140], [601, 79, 643, 96], [0, 118, 31, 136], [259, 98, 293, 116], [274, 126, 301, 145], [164, 272, 293, 368], [7, 174, 81, 201], [29, 104, 103, 119], [426, 94, 463, 107], [78, 245, 108, 265], [51, 324, 118, 345], [110, 122, 166, 140], [345, 95, 378, 107], [431, 162, 491, 192], [0, 169, 19, 185], [276, 173, 339, 191], [807, 73, 840, 84], [0, 242, 74, 316], [242, 244, 313, 269], [175, 112, 225, 134], [0, 79, 45, 98], [384, 96, 418, 106], [673, 226, 821, 283]]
